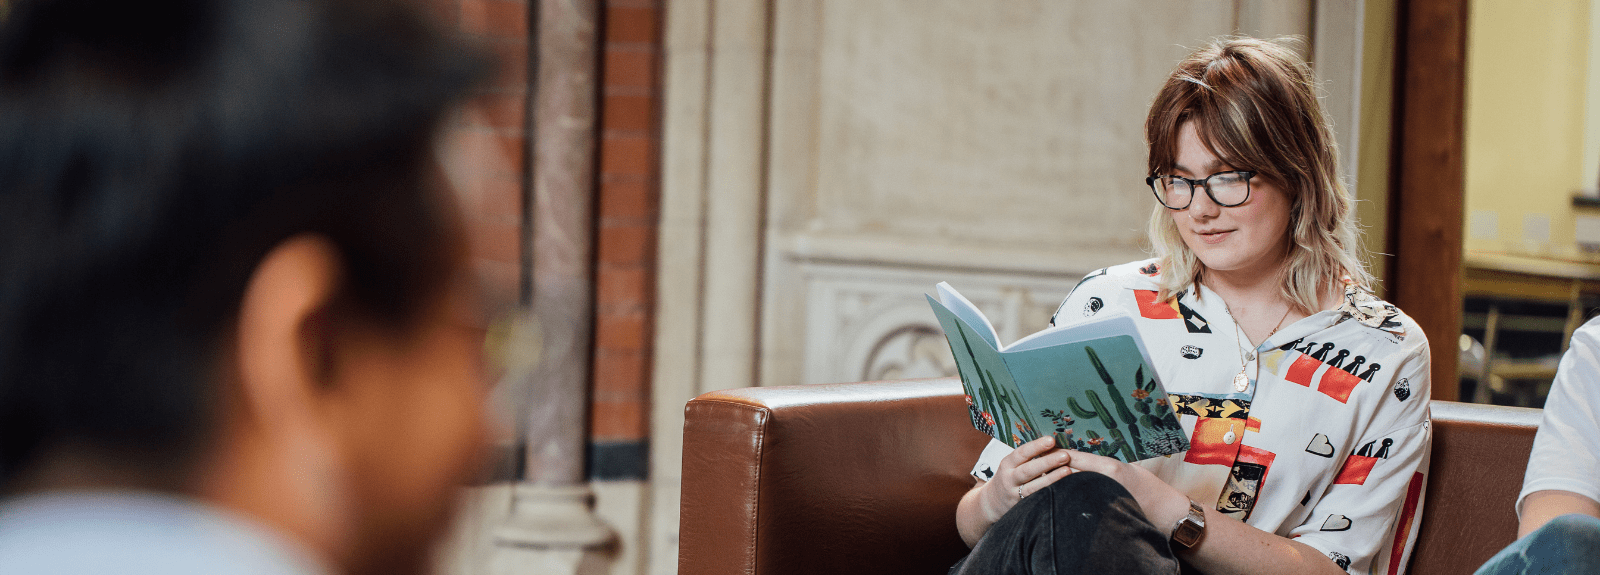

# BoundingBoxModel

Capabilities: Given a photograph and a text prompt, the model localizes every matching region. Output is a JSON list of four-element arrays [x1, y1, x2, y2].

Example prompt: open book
[[927, 282, 1189, 462]]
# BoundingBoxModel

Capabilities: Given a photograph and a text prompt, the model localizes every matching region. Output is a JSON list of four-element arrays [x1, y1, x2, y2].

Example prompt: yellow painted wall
[[1463, 0, 1593, 259], [1358, 0, 1397, 293]]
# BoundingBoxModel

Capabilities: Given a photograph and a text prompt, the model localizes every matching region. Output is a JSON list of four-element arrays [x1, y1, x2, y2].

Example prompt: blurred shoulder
[[1570, 316, 1600, 350]]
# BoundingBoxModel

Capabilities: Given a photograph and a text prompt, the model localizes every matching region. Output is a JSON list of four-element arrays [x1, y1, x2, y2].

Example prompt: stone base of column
[[489, 483, 616, 575]]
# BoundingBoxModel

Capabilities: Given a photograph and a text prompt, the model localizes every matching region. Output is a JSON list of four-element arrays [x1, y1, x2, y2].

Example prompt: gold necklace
[[1225, 303, 1294, 392]]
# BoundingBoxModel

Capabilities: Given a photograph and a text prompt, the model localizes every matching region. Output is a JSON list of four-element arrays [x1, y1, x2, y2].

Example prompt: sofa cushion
[[1410, 400, 1541, 575]]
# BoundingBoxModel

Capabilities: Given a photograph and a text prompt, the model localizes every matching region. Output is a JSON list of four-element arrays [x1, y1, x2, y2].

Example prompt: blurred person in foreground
[[952, 37, 1430, 574], [0, 0, 491, 574], [1473, 317, 1600, 575]]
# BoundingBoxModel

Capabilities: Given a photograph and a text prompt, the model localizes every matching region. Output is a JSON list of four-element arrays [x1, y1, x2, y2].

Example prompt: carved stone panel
[[797, 263, 1071, 386]]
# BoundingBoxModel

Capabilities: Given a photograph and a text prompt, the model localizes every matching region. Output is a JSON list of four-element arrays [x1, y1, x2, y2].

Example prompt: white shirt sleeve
[[969, 438, 1014, 482], [1288, 343, 1432, 575], [1518, 319, 1600, 514]]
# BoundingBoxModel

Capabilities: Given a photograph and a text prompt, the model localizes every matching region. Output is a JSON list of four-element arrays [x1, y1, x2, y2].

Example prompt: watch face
[[1172, 502, 1206, 547], [1173, 521, 1203, 547]]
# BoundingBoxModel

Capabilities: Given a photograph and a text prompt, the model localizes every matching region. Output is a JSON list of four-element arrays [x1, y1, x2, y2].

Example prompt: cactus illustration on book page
[[929, 284, 1189, 462]]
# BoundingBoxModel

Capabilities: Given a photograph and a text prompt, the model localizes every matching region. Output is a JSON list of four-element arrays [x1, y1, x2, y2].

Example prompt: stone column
[[491, 0, 614, 573]]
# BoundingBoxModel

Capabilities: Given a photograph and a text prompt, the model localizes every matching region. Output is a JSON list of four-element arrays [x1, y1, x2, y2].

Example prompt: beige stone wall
[[761, 1, 1285, 391]]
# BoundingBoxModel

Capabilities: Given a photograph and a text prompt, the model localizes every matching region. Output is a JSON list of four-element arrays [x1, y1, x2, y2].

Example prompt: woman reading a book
[[951, 37, 1431, 575]]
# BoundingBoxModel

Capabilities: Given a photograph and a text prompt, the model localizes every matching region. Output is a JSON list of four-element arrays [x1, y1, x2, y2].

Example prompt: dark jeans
[[950, 471, 1182, 575], [1474, 514, 1600, 575]]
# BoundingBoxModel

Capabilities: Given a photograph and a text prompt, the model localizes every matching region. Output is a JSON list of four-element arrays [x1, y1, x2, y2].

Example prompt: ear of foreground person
[[0, 1, 492, 574]]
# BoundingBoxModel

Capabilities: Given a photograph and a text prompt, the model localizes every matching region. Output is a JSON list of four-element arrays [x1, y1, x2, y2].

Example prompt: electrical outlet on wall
[[1523, 213, 1552, 246], [1577, 215, 1600, 249], [1469, 210, 1499, 240]]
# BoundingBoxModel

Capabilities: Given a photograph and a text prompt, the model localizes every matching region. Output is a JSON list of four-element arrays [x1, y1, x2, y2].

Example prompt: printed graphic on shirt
[[1170, 394, 1249, 419], [1281, 338, 1387, 377], [1320, 514, 1352, 531], [1178, 300, 1212, 333], [1393, 377, 1412, 401], [1333, 438, 1394, 485], [1329, 551, 1352, 571], [1184, 416, 1248, 466], [1260, 347, 1288, 373], [1181, 345, 1204, 359], [1139, 262, 1160, 276], [1217, 444, 1277, 520], [1315, 364, 1363, 403], [1134, 289, 1182, 320], [1278, 341, 1384, 404], [1053, 268, 1110, 325], [1083, 296, 1104, 317], [1386, 472, 1426, 575], [1336, 281, 1406, 340], [1305, 433, 1336, 458], [1131, 289, 1214, 333]]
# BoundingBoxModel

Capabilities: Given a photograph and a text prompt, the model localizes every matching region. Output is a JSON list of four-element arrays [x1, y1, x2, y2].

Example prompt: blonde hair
[[1145, 36, 1370, 314]]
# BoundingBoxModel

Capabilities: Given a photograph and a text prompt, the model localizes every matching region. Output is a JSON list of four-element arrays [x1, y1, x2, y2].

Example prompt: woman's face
[[1167, 121, 1293, 279]]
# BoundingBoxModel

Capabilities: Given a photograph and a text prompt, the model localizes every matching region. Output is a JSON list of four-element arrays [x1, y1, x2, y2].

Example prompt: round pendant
[[1233, 370, 1250, 392]]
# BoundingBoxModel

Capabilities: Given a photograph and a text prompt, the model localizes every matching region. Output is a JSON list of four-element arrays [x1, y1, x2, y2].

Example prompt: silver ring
[[1017, 486, 1025, 500]]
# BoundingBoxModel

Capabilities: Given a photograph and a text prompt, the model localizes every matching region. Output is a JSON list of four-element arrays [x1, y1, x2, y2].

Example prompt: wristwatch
[[1171, 500, 1207, 548]]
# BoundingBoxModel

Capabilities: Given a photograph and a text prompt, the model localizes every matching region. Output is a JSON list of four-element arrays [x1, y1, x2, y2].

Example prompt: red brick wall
[[589, 0, 661, 479], [428, 0, 662, 480], [434, 0, 530, 313]]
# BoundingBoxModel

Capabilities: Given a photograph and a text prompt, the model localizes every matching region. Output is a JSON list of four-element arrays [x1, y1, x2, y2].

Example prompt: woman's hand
[[1065, 449, 1192, 535], [955, 436, 1075, 546]]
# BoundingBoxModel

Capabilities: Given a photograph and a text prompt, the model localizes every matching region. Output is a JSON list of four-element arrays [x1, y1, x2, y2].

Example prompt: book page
[[935, 282, 999, 350], [1005, 335, 1190, 461], [1006, 312, 1136, 352], [928, 295, 1037, 448], [927, 283, 1188, 462]]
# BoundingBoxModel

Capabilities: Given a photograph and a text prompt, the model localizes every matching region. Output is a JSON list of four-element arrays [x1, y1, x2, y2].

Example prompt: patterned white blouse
[[969, 259, 1432, 574]]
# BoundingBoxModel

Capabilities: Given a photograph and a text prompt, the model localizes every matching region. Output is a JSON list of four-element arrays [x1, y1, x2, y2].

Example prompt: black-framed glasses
[[1146, 170, 1256, 210]]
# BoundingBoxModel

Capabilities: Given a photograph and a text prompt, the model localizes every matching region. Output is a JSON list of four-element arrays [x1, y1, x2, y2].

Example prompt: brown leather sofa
[[680, 378, 1543, 575]]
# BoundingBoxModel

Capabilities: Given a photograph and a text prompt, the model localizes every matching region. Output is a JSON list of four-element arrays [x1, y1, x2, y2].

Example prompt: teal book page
[[928, 296, 1039, 447], [1005, 334, 1191, 462]]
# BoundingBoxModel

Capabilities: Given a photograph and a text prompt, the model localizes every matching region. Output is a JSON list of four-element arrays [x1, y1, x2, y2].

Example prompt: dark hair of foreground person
[[0, 0, 492, 573]]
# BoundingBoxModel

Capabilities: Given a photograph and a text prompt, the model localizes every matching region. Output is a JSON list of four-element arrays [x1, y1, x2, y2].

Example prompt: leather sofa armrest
[[678, 379, 989, 575]]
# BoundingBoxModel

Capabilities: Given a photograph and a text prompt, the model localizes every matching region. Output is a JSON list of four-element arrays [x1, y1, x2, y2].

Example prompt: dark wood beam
[[1389, 0, 1468, 401]]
